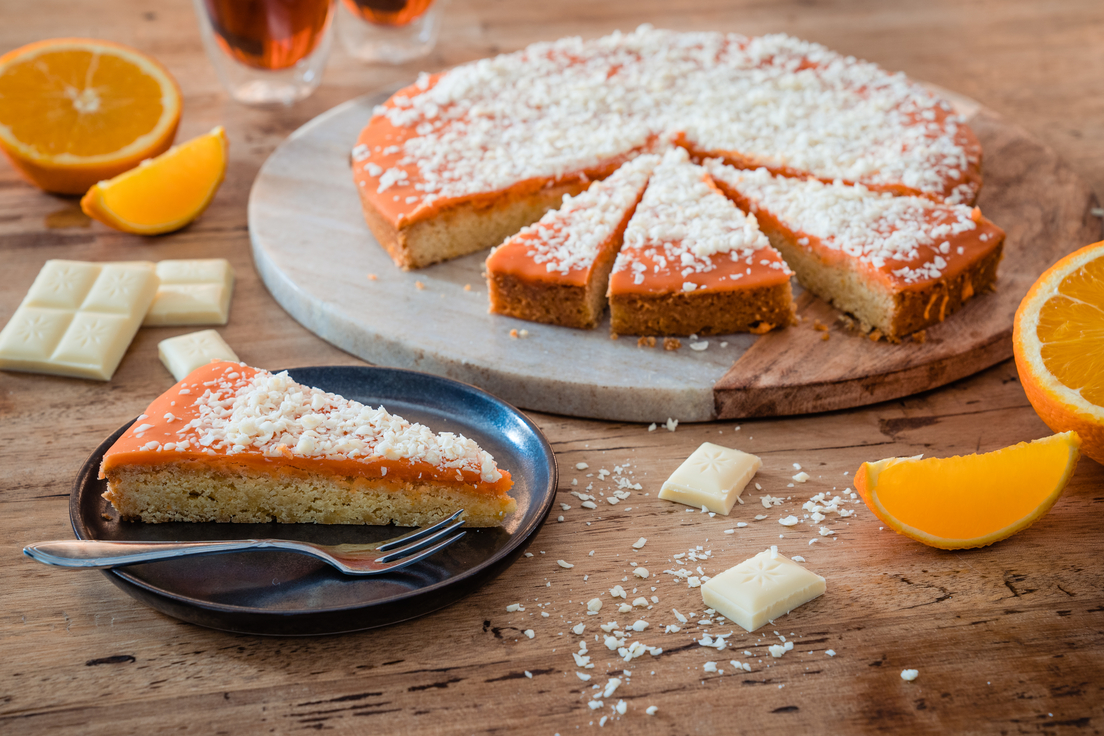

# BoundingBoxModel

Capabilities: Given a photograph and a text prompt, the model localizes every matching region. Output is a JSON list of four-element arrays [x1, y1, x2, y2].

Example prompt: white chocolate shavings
[[768, 641, 795, 658], [496, 155, 659, 275], [363, 26, 976, 212], [612, 148, 780, 287], [704, 162, 985, 284], [152, 366, 504, 483], [901, 669, 919, 681]]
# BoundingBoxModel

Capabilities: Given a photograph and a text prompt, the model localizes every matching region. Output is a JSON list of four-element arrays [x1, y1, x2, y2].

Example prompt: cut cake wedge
[[100, 362, 516, 526], [486, 154, 659, 329], [607, 148, 796, 336], [705, 161, 1005, 338]]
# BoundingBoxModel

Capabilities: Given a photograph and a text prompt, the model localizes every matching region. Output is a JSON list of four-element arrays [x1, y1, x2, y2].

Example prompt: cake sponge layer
[[104, 461, 517, 527]]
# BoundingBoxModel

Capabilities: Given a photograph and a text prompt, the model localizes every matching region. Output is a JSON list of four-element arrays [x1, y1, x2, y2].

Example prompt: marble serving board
[[248, 88, 1101, 423]]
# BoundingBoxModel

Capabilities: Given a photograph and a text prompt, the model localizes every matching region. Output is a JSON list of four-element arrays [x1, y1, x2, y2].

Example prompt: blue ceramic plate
[[70, 366, 557, 636]]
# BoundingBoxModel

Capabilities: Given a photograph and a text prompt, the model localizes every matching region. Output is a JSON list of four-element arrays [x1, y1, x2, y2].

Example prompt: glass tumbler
[[337, 0, 445, 65], [192, 0, 336, 105]]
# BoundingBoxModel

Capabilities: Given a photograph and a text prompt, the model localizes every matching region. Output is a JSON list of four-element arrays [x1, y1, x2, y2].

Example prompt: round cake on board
[[248, 34, 1100, 422]]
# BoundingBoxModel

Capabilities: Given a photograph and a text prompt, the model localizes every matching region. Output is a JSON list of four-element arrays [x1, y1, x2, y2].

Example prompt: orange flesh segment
[[1037, 256, 1104, 406], [0, 48, 166, 158], [96, 130, 225, 227], [871, 434, 1079, 542]]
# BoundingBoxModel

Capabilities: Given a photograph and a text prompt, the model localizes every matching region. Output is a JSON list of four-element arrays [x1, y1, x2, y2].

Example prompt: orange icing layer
[[608, 248, 791, 296], [99, 362, 513, 496], [486, 225, 593, 288], [353, 76, 649, 230], [713, 179, 1004, 293]]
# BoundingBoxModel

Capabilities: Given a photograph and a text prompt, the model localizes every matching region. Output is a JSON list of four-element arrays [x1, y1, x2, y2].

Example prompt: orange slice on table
[[854, 432, 1081, 550], [80, 127, 228, 235], [0, 38, 182, 195], [1013, 240, 1104, 464]]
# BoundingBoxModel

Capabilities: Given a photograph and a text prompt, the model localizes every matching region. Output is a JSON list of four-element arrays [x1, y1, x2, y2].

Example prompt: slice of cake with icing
[[704, 161, 1005, 338], [353, 27, 982, 271], [100, 362, 516, 527], [485, 154, 659, 329], [607, 148, 795, 336]]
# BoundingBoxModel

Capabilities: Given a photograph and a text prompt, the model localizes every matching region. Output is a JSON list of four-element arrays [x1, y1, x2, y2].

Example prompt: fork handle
[[23, 539, 272, 569]]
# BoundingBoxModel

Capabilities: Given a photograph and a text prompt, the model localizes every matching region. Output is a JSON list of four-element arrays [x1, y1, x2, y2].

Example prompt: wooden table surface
[[2, 1, 1103, 733]]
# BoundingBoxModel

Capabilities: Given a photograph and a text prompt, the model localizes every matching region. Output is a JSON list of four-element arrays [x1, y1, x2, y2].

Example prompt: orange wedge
[[854, 432, 1081, 549], [0, 38, 181, 195], [1013, 241, 1104, 464], [80, 127, 228, 235]]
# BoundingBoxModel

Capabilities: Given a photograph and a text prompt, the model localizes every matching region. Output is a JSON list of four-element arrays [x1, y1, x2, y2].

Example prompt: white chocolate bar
[[0, 260, 158, 380], [658, 442, 761, 514], [143, 259, 235, 326], [158, 329, 239, 381], [702, 548, 826, 632]]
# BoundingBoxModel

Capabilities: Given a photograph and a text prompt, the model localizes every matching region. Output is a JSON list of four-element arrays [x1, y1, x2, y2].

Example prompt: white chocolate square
[[0, 260, 158, 380], [702, 549, 826, 633], [143, 259, 234, 326], [24, 260, 101, 309], [158, 329, 239, 381], [81, 264, 159, 316], [658, 442, 761, 514]]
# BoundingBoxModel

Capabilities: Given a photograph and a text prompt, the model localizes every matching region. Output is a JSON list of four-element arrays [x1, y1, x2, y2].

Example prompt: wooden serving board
[[249, 88, 1101, 423]]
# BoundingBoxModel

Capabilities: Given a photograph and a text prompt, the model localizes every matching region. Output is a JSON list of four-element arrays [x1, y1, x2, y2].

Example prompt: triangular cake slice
[[485, 154, 659, 329], [607, 148, 796, 336], [100, 362, 516, 527], [704, 160, 1005, 338]]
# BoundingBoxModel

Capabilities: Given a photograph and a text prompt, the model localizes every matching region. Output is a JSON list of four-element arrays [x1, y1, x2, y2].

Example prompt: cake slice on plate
[[99, 362, 516, 526], [485, 154, 659, 329], [607, 148, 796, 336], [704, 161, 1005, 338]]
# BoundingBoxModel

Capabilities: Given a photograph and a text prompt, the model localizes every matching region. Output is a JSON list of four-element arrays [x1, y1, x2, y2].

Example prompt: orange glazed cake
[[704, 161, 1005, 338], [99, 362, 516, 526], [486, 154, 659, 329], [353, 27, 981, 271], [607, 148, 795, 337]]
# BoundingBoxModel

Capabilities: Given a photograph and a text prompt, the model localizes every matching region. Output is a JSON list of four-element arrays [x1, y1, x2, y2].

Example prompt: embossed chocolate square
[[143, 259, 235, 326], [658, 442, 761, 514], [159, 329, 239, 381], [0, 260, 158, 380], [702, 548, 826, 632]]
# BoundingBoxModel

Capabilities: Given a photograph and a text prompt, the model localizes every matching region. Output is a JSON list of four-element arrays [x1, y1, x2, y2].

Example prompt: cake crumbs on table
[[663, 337, 681, 351]]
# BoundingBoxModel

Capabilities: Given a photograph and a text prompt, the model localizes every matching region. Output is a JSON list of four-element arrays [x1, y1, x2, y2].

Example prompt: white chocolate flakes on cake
[[361, 26, 978, 213], [612, 148, 784, 287], [704, 162, 982, 284], [502, 154, 659, 276], [154, 364, 503, 484]]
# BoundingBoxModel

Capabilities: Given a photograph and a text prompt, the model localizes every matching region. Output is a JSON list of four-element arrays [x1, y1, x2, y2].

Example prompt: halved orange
[[0, 38, 181, 194], [854, 432, 1081, 549], [1014, 241, 1104, 464], [80, 127, 227, 235]]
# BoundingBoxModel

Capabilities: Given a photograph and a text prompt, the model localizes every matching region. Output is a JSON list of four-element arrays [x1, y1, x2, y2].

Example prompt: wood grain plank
[[1, 1, 1103, 734]]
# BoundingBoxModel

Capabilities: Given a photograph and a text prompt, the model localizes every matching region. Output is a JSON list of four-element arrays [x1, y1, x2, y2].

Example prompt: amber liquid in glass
[[203, 0, 333, 71], [341, 0, 435, 26]]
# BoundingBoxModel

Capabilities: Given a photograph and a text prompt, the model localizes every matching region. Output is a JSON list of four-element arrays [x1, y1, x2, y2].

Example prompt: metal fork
[[23, 510, 466, 576]]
